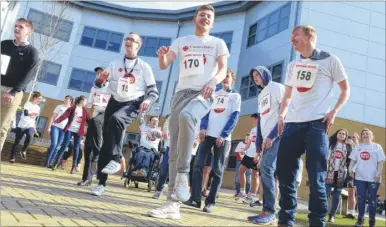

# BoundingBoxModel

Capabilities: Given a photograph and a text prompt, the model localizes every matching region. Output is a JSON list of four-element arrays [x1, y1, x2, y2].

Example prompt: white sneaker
[[90, 185, 105, 196], [101, 160, 121, 175], [242, 196, 256, 204], [148, 201, 180, 219], [174, 173, 190, 202]]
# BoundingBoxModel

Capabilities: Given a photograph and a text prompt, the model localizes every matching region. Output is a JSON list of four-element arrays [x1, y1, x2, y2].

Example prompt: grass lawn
[[295, 213, 386, 226]]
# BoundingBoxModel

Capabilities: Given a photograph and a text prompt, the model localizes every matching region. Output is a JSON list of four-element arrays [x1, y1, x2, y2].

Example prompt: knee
[[179, 109, 195, 124], [109, 114, 124, 128]]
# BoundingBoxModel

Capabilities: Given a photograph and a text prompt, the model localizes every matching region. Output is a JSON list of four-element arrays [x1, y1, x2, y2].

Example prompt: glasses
[[124, 37, 139, 44]]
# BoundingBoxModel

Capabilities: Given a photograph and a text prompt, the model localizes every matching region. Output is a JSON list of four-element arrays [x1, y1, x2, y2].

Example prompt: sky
[[106, 1, 217, 10]]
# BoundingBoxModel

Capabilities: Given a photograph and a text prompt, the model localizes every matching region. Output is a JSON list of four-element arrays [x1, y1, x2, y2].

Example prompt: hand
[[156, 46, 170, 57], [278, 115, 285, 136], [162, 131, 168, 140], [253, 155, 259, 164], [256, 157, 262, 169], [139, 99, 151, 113], [201, 79, 216, 99], [216, 137, 225, 147], [323, 110, 337, 134], [349, 171, 354, 178], [47, 127, 51, 133], [374, 176, 380, 183], [262, 138, 273, 151], [2, 93, 14, 105], [199, 129, 206, 141], [98, 70, 109, 83]]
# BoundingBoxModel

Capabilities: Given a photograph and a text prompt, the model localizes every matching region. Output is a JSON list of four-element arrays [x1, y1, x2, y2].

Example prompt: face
[[96, 69, 103, 77], [14, 21, 30, 41], [124, 33, 141, 56], [64, 96, 72, 105], [252, 70, 264, 87], [79, 98, 87, 107], [221, 72, 233, 88], [251, 117, 258, 126], [150, 117, 159, 127], [336, 130, 347, 142], [32, 96, 42, 105], [361, 130, 372, 142], [291, 28, 312, 53], [193, 9, 214, 31]]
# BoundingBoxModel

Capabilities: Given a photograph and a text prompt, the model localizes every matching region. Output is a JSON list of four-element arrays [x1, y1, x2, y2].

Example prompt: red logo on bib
[[360, 151, 370, 160], [213, 108, 225, 113], [183, 46, 189, 51], [334, 150, 343, 159], [124, 73, 136, 84], [297, 87, 312, 92], [118, 68, 123, 73]]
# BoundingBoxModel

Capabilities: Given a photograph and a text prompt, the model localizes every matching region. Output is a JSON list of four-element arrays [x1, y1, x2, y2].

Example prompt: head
[[250, 66, 272, 89], [291, 25, 317, 54], [149, 116, 159, 128], [124, 32, 142, 57], [94, 67, 104, 77], [74, 96, 87, 107], [329, 129, 348, 147], [251, 113, 258, 126], [14, 18, 33, 42], [221, 68, 236, 89], [244, 133, 250, 143], [64, 95, 73, 106], [193, 4, 215, 32], [350, 132, 360, 143], [31, 91, 42, 104], [360, 129, 374, 143]]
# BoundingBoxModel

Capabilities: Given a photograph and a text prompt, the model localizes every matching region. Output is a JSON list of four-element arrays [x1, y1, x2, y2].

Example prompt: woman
[[45, 95, 73, 167], [50, 96, 91, 174], [325, 129, 351, 223], [349, 129, 385, 227], [345, 132, 359, 219]]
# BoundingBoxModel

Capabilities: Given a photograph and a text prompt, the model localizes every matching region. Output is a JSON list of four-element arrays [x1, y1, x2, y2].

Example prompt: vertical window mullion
[[91, 29, 98, 47], [106, 32, 112, 50]]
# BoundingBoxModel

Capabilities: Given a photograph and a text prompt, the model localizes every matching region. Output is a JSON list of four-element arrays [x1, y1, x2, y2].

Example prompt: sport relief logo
[[123, 73, 136, 84], [360, 151, 370, 161], [183, 46, 189, 51], [214, 108, 225, 113], [334, 150, 343, 159]]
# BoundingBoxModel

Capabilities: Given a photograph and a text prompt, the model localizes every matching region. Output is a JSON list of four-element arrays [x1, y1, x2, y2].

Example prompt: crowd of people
[[1, 4, 385, 227]]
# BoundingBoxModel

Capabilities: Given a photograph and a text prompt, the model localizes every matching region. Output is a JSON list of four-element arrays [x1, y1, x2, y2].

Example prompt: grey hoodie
[[249, 66, 272, 90]]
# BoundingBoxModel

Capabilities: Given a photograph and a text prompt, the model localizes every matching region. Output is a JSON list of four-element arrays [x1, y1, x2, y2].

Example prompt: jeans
[[325, 171, 346, 217], [133, 146, 156, 174], [45, 125, 65, 166], [51, 131, 82, 167], [356, 180, 380, 221], [191, 136, 230, 205], [235, 160, 251, 193], [277, 119, 329, 227], [62, 142, 83, 165], [261, 138, 281, 213], [10, 127, 35, 159], [156, 147, 169, 191]]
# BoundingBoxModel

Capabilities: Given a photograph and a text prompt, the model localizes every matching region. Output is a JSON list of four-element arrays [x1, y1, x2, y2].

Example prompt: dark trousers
[[62, 142, 83, 164], [133, 146, 156, 173], [51, 131, 82, 167], [10, 127, 34, 159], [97, 96, 143, 187], [82, 113, 104, 182]]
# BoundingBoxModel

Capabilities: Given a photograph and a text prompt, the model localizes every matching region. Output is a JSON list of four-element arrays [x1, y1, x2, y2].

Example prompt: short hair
[[251, 113, 258, 119], [360, 128, 374, 141], [128, 32, 142, 45], [16, 18, 34, 33], [292, 24, 317, 43], [227, 68, 236, 84], [32, 91, 42, 99], [149, 116, 159, 121], [194, 4, 215, 17]]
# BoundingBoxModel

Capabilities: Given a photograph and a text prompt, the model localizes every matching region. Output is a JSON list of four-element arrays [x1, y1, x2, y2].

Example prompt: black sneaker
[[77, 180, 91, 186], [250, 200, 263, 207], [355, 218, 364, 227], [20, 151, 26, 160], [369, 219, 375, 227], [183, 199, 201, 209], [203, 204, 214, 213]]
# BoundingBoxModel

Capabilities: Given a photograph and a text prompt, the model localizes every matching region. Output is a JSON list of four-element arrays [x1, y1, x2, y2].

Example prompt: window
[[139, 36, 172, 57], [268, 62, 284, 83], [239, 75, 258, 100], [247, 2, 290, 47], [211, 31, 233, 52], [80, 26, 124, 52], [68, 68, 95, 93], [27, 8, 73, 42], [37, 60, 61, 85], [36, 116, 47, 138]]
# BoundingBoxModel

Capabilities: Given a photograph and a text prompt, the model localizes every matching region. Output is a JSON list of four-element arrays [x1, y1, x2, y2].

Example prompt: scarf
[[326, 143, 347, 186]]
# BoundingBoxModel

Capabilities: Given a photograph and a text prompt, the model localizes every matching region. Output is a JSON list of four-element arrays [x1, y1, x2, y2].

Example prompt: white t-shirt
[[68, 106, 83, 133], [235, 141, 246, 154], [258, 81, 284, 139], [332, 143, 345, 171], [349, 143, 385, 182], [87, 83, 111, 117], [104, 57, 156, 102], [17, 102, 40, 129], [206, 89, 241, 141], [170, 35, 230, 92], [284, 54, 348, 123], [139, 122, 162, 150], [245, 127, 258, 157], [52, 104, 69, 129]]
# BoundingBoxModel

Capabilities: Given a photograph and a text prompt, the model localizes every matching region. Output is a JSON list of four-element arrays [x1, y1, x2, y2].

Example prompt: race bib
[[117, 77, 134, 98], [212, 94, 229, 110], [93, 93, 110, 107], [259, 92, 270, 115], [1, 55, 10, 75], [291, 63, 318, 89], [181, 52, 204, 77]]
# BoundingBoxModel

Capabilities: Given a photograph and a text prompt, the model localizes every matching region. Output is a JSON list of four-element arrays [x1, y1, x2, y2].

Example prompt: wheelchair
[[123, 143, 165, 192]]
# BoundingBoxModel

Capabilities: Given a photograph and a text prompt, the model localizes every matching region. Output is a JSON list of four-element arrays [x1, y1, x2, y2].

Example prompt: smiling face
[[193, 9, 214, 32], [14, 21, 31, 42], [124, 33, 142, 57], [361, 129, 373, 143], [221, 71, 233, 88], [291, 25, 317, 55], [150, 117, 159, 128], [336, 130, 347, 143]]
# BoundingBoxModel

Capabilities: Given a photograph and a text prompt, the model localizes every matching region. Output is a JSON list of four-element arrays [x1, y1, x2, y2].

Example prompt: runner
[[148, 4, 229, 219], [90, 32, 159, 196], [9, 91, 42, 163], [185, 68, 241, 213], [247, 66, 284, 224], [276, 25, 350, 227], [1, 18, 39, 152], [78, 67, 110, 186]]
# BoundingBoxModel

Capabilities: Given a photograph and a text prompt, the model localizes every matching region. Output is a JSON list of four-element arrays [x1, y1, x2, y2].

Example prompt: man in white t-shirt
[[9, 91, 42, 163], [90, 32, 159, 196], [247, 66, 284, 224], [185, 68, 240, 213], [276, 25, 350, 227], [149, 4, 229, 219]]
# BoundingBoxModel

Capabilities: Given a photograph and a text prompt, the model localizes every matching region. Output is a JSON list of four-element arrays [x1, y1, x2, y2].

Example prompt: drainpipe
[[290, 1, 301, 62], [160, 19, 181, 116]]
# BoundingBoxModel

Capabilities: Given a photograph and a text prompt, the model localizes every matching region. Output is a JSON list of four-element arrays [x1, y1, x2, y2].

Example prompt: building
[[2, 1, 385, 199]]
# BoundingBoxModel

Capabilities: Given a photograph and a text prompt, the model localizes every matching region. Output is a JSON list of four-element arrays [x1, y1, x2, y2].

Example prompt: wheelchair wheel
[[135, 182, 139, 188], [147, 181, 152, 192], [124, 178, 130, 188]]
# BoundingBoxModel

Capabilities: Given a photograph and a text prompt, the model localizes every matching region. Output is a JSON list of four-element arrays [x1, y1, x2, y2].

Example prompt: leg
[[251, 170, 259, 194], [0, 91, 23, 153], [235, 160, 241, 194], [156, 147, 170, 192], [51, 131, 72, 167], [189, 154, 196, 187], [91, 113, 104, 162], [305, 121, 329, 227], [22, 128, 34, 151], [238, 165, 248, 193], [246, 168, 252, 194], [355, 180, 367, 220], [367, 182, 380, 223], [9, 128, 23, 160], [348, 187, 356, 214], [46, 126, 60, 166], [330, 187, 343, 217], [72, 134, 81, 167], [82, 145, 93, 181]]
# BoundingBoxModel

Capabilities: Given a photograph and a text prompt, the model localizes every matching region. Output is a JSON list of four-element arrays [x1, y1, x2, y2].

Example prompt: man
[[77, 67, 110, 186], [276, 25, 350, 227], [246, 66, 284, 224], [1, 18, 39, 152], [9, 91, 42, 163], [90, 32, 159, 196], [131, 115, 162, 177], [234, 134, 252, 197], [185, 68, 240, 213], [148, 4, 229, 219]]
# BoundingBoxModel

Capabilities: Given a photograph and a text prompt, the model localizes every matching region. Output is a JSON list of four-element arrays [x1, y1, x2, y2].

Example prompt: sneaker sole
[[148, 212, 180, 219], [90, 191, 103, 196], [252, 219, 278, 226], [101, 168, 120, 175]]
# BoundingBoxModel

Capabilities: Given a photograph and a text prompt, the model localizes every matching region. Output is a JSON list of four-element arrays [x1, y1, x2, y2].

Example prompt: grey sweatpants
[[167, 89, 212, 200]]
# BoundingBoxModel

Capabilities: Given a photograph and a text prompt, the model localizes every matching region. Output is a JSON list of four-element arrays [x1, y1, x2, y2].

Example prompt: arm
[[220, 111, 240, 138], [348, 160, 357, 175], [376, 161, 384, 178], [331, 79, 350, 114], [54, 107, 72, 123], [212, 55, 228, 84], [158, 49, 176, 70], [10, 49, 39, 95], [200, 112, 210, 130], [279, 86, 293, 118], [94, 63, 112, 88], [143, 63, 159, 105]]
